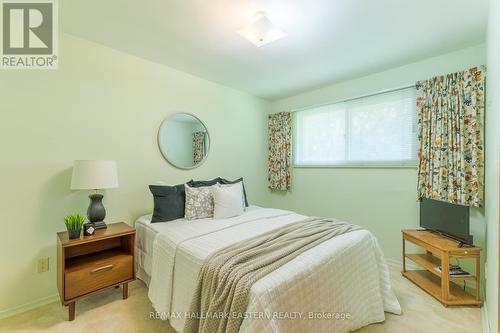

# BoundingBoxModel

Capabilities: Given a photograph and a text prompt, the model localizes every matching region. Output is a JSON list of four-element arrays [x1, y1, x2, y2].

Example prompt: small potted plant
[[64, 213, 86, 239]]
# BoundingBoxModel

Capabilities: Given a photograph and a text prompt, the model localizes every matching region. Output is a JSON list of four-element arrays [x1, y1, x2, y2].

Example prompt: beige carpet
[[0, 266, 481, 333]]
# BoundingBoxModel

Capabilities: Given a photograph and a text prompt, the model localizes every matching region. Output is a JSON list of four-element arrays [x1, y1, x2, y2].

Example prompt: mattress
[[136, 206, 401, 333], [134, 206, 263, 283], [134, 214, 158, 285]]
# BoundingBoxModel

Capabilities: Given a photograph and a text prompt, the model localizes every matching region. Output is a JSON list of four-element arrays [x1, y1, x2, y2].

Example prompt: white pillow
[[212, 183, 244, 219], [217, 182, 246, 211]]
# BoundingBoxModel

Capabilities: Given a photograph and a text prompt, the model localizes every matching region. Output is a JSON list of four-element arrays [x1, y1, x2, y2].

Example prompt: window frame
[[292, 87, 418, 169]]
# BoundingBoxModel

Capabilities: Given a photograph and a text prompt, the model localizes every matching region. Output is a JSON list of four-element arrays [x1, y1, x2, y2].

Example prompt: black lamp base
[[87, 193, 107, 229], [92, 221, 108, 229]]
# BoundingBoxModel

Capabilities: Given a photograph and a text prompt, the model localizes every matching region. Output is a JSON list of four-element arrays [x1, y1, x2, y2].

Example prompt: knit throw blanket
[[183, 217, 362, 333]]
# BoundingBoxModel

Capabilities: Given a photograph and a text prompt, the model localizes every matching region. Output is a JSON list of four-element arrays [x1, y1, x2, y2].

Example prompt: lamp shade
[[70, 160, 118, 190]]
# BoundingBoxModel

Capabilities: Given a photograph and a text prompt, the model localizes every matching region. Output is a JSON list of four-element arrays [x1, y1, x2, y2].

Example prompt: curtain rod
[[289, 84, 416, 113]]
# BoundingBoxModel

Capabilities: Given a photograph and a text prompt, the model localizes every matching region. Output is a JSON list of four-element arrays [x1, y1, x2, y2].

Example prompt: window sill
[[294, 164, 418, 169]]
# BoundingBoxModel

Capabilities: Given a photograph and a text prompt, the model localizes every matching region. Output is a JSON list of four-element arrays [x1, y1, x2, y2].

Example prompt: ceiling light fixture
[[237, 11, 286, 47]]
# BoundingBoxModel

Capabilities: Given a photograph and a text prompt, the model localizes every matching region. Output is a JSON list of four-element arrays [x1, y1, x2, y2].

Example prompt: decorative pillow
[[219, 177, 249, 207], [186, 177, 249, 207], [184, 184, 214, 220], [186, 178, 221, 188], [149, 184, 185, 223], [213, 183, 245, 219]]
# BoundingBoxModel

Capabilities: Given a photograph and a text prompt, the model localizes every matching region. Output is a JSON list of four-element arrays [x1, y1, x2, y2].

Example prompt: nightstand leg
[[476, 256, 481, 301], [402, 237, 406, 273], [123, 283, 128, 299], [68, 302, 75, 321]]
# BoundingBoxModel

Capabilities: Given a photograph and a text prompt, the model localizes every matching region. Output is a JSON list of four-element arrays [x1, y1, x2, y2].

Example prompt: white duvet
[[144, 207, 401, 333]]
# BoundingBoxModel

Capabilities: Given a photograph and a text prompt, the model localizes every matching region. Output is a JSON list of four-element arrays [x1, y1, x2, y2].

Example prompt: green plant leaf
[[64, 213, 86, 231]]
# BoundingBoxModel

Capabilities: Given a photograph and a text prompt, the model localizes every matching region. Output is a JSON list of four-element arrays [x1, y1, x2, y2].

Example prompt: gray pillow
[[186, 178, 221, 188], [149, 184, 185, 222], [184, 184, 214, 220], [188, 177, 249, 207]]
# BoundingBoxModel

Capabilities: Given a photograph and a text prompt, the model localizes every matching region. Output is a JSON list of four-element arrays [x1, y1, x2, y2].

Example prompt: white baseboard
[[386, 258, 402, 269], [482, 301, 491, 333], [386, 257, 419, 270], [0, 294, 59, 320]]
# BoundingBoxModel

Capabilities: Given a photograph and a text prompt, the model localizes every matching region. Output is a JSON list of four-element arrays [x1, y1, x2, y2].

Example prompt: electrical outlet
[[37, 257, 49, 273]]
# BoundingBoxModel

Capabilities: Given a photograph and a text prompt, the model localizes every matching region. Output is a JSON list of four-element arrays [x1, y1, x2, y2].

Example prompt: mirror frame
[[157, 112, 210, 170]]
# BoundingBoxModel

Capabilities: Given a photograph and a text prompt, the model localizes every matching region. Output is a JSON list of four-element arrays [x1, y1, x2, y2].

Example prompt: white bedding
[[136, 206, 401, 333], [134, 206, 264, 282]]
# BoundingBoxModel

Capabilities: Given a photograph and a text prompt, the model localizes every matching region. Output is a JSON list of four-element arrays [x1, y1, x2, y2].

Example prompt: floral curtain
[[416, 66, 485, 207], [193, 131, 206, 164], [268, 112, 292, 190]]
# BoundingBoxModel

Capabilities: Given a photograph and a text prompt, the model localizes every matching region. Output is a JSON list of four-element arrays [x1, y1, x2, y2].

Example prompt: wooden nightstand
[[57, 222, 136, 320]]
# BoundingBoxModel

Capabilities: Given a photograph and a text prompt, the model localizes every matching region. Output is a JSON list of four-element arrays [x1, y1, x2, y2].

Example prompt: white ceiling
[[61, 0, 488, 100]]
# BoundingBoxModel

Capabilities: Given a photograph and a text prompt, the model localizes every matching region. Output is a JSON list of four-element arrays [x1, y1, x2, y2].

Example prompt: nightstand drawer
[[65, 251, 133, 300]]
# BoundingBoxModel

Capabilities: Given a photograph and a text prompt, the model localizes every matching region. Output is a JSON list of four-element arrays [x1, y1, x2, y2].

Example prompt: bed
[[135, 206, 401, 333]]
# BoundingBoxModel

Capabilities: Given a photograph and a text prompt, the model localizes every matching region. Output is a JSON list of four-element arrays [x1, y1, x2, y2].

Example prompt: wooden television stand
[[402, 229, 482, 307]]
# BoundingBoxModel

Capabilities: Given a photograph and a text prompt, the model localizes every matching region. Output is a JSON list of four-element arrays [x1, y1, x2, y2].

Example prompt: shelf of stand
[[405, 253, 476, 280], [402, 270, 481, 306]]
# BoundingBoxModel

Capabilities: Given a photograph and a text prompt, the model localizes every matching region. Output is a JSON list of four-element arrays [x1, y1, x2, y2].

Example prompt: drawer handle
[[91, 264, 114, 273]]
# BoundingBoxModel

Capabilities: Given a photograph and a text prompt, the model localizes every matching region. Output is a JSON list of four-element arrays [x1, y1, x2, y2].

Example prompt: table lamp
[[70, 160, 118, 229]]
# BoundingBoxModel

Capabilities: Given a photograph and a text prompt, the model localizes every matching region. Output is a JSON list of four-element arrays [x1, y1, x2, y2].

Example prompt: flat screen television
[[420, 198, 472, 245]]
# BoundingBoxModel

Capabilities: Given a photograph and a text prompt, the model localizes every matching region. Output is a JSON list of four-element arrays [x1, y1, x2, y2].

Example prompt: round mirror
[[158, 113, 210, 169]]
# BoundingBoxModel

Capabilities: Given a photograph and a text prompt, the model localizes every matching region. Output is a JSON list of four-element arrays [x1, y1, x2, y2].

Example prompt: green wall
[[0, 34, 269, 317], [485, 0, 500, 330], [269, 44, 487, 272]]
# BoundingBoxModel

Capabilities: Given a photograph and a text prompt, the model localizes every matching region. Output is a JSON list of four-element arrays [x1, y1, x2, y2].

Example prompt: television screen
[[420, 198, 472, 245]]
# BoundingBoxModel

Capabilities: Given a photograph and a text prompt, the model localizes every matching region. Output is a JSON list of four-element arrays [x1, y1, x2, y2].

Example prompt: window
[[294, 87, 417, 167]]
